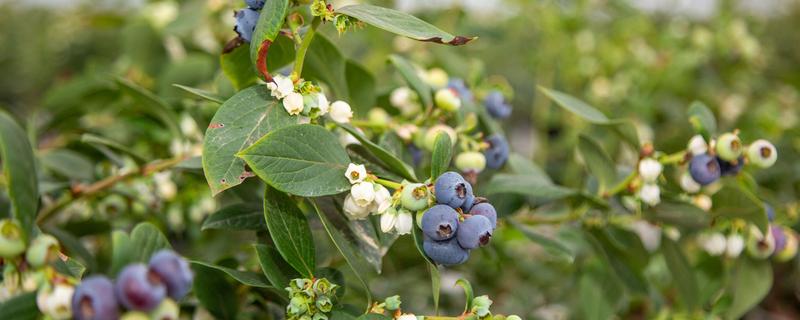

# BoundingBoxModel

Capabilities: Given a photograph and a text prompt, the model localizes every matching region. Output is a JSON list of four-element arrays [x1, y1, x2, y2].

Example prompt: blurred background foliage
[[1, 0, 799, 318]]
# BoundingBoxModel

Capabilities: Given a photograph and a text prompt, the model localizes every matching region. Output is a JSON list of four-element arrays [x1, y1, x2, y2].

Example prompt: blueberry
[[484, 134, 509, 169], [484, 90, 511, 119], [0, 219, 26, 258], [26, 234, 60, 268], [456, 215, 493, 249], [148, 250, 193, 300], [746, 139, 777, 168], [234, 8, 260, 42], [447, 78, 473, 102], [115, 264, 167, 311], [244, 0, 265, 10], [771, 225, 787, 254], [400, 183, 431, 211], [688, 154, 721, 186], [421, 205, 459, 241], [434, 172, 469, 208], [765, 204, 775, 222], [72, 276, 120, 320], [408, 144, 423, 167], [469, 203, 497, 229], [460, 182, 475, 212], [423, 237, 470, 266], [717, 156, 744, 176]]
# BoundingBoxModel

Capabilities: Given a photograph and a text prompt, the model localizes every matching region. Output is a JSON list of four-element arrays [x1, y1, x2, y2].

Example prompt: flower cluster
[[365, 293, 521, 320], [267, 74, 353, 123], [285, 278, 338, 320]]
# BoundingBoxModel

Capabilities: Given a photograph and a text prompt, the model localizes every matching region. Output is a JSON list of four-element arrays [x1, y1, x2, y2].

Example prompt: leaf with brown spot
[[336, 4, 475, 46]]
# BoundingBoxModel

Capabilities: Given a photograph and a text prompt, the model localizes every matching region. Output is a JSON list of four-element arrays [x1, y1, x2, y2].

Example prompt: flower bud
[[329, 101, 353, 123], [687, 134, 708, 156], [343, 194, 371, 220], [372, 185, 392, 214], [639, 183, 661, 206], [638, 158, 662, 183], [680, 172, 701, 193], [267, 75, 295, 99], [725, 233, 744, 258], [699, 232, 727, 256], [350, 182, 376, 207]]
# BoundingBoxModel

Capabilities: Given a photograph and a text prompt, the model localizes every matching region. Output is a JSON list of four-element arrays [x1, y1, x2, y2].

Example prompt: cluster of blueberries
[[72, 250, 193, 320], [687, 133, 777, 186], [233, 0, 267, 42], [422, 172, 498, 266]]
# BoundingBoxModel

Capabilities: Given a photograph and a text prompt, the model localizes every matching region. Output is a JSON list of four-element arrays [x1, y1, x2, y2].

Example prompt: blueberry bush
[[1, 0, 800, 319]]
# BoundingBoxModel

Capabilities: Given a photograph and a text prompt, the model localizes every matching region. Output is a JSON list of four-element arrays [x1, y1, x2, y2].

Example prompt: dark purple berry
[[244, 0, 265, 9], [435, 171, 469, 209], [115, 264, 167, 311], [72, 276, 120, 320], [148, 250, 193, 300], [422, 205, 459, 241], [717, 156, 744, 176], [484, 90, 511, 119], [423, 236, 470, 266], [484, 134, 509, 169], [469, 203, 497, 229], [688, 154, 721, 186], [457, 215, 493, 249], [234, 8, 260, 42]]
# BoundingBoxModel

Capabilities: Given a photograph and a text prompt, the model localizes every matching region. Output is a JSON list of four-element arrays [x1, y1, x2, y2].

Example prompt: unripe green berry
[[435, 88, 461, 112], [401, 183, 430, 211], [715, 133, 743, 161], [368, 108, 390, 126], [746, 139, 777, 168], [150, 299, 179, 320], [120, 312, 150, 320], [506, 316, 522, 320], [423, 125, 457, 151], [746, 226, 775, 259], [456, 151, 487, 173], [0, 219, 26, 258], [26, 234, 60, 268]]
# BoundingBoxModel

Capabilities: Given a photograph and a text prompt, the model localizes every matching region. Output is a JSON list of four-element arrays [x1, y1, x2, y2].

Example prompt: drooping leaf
[[239, 124, 350, 197], [172, 84, 226, 104], [263, 188, 316, 277], [688, 101, 717, 139], [115, 78, 182, 137], [509, 219, 575, 263], [430, 132, 452, 180], [110, 222, 171, 275], [661, 238, 700, 311], [336, 4, 474, 45], [577, 134, 616, 193], [202, 85, 298, 195], [455, 278, 474, 314], [538, 87, 610, 123], [725, 258, 772, 320], [338, 124, 416, 181], [81, 133, 147, 164], [0, 111, 38, 241], [388, 55, 432, 108], [202, 203, 264, 231], [192, 263, 239, 320], [190, 261, 273, 288], [647, 201, 710, 230], [39, 149, 95, 181], [249, 0, 290, 80], [0, 292, 39, 320]]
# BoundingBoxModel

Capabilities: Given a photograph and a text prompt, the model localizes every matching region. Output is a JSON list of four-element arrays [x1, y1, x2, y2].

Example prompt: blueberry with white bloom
[[423, 237, 469, 266], [484, 134, 509, 169], [244, 0, 265, 10], [448, 78, 473, 102], [233, 8, 260, 42], [688, 154, 721, 186], [484, 90, 511, 119], [456, 215, 493, 249]]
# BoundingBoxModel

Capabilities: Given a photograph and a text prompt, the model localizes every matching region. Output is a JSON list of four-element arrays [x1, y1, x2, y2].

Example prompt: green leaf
[[202, 85, 298, 195], [39, 149, 94, 181], [507, 153, 552, 183], [605, 119, 641, 150], [312, 198, 373, 306], [647, 201, 710, 230], [172, 84, 225, 104], [430, 132, 452, 180], [239, 124, 351, 197], [578, 273, 615, 320], [254, 244, 292, 290], [725, 258, 772, 320], [53, 255, 86, 278], [388, 55, 432, 108], [201, 203, 264, 231], [115, 78, 182, 138], [712, 183, 768, 233], [0, 111, 38, 241], [484, 174, 576, 203], [585, 228, 648, 294], [538, 87, 609, 123], [688, 101, 716, 139], [0, 292, 39, 320], [508, 219, 575, 263], [356, 314, 392, 320], [338, 124, 416, 181], [249, 0, 290, 79], [190, 261, 272, 288], [80, 133, 147, 164], [263, 188, 316, 277], [455, 278, 474, 314], [336, 4, 474, 45], [577, 134, 616, 193], [45, 226, 96, 273], [110, 222, 171, 275], [345, 61, 377, 115], [191, 263, 239, 320], [221, 42, 258, 91], [661, 238, 700, 311]]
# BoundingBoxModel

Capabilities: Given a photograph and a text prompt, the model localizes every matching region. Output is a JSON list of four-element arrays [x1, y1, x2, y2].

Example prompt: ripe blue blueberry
[[469, 202, 497, 229], [435, 171, 469, 209], [457, 215, 493, 249], [447, 78, 473, 102], [72, 276, 120, 320], [421, 205, 459, 241], [484, 134, 509, 169], [460, 182, 475, 212], [244, 0, 265, 9], [688, 154, 721, 186], [115, 264, 167, 311], [148, 250, 193, 300], [484, 90, 511, 119], [717, 156, 744, 176], [234, 8, 260, 42], [423, 236, 470, 266]]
